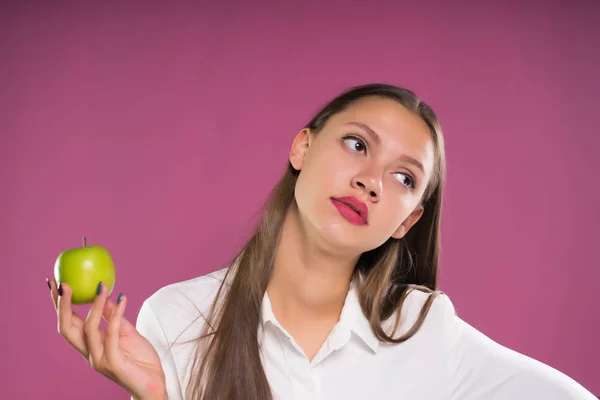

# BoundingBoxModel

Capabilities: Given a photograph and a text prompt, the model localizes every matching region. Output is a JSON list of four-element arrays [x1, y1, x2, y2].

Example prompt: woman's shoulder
[[142, 267, 230, 310], [400, 287, 457, 322], [381, 287, 458, 339], [134, 267, 231, 343]]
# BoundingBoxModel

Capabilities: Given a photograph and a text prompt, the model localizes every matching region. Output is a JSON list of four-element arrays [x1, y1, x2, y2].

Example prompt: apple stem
[[83, 236, 87, 247]]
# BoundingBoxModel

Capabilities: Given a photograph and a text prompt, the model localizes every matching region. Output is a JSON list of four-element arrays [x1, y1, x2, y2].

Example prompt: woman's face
[[289, 96, 436, 254]]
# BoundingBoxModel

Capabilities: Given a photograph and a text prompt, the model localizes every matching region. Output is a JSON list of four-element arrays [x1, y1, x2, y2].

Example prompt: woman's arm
[[134, 299, 185, 400], [440, 296, 596, 399]]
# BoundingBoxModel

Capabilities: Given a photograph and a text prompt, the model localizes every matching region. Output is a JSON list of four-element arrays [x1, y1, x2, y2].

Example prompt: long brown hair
[[181, 83, 446, 399]]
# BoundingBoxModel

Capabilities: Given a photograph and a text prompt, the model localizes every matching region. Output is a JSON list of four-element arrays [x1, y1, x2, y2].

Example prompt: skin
[[47, 95, 437, 398], [266, 96, 436, 361], [47, 280, 167, 400]]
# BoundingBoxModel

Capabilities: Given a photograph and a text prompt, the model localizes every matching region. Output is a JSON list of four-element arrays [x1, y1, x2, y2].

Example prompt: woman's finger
[[50, 278, 85, 330], [104, 292, 126, 370], [102, 297, 116, 322], [56, 282, 89, 357], [48, 278, 59, 310], [83, 282, 108, 370], [102, 297, 136, 333]]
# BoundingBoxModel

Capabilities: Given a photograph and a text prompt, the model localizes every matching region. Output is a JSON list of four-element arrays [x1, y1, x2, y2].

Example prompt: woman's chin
[[295, 206, 376, 253], [315, 221, 374, 253]]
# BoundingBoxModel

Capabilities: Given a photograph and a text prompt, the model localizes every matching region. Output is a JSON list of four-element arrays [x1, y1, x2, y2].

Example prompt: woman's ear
[[391, 205, 424, 239], [289, 128, 311, 171]]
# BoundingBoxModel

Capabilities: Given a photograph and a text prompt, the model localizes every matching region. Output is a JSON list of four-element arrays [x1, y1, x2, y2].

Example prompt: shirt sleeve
[[134, 299, 184, 400], [440, 295, 596, 400]]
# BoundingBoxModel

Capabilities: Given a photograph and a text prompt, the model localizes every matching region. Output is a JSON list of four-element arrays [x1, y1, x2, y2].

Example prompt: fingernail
[[46, 278, 51, 290], [117, 293, 124, 305], [96, 282, 103, 296], [58, 284, 63, 296]]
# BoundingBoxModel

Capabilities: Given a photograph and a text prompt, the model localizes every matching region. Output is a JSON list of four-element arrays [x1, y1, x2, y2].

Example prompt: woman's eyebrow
[[344, 121, 425, 174]]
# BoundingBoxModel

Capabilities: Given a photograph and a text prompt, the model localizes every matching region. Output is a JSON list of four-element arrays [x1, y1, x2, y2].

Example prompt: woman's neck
[[266, 202, 360, 325]]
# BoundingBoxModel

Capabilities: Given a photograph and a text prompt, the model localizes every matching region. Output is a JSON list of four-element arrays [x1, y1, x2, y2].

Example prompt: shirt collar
[[261, 290, 278, 326], [260, 280, 380, 353], [339, 280, 380, 352]]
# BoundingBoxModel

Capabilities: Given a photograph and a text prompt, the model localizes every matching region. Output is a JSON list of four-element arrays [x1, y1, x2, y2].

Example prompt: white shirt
[[135, 268, 595, 399]]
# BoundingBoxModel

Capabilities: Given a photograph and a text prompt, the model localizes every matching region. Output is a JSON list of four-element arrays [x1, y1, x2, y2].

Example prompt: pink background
[[3, 2, 599, 398]]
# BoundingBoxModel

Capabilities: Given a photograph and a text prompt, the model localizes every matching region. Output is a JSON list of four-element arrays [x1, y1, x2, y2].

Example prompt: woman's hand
[[48, 278, 167, 400]]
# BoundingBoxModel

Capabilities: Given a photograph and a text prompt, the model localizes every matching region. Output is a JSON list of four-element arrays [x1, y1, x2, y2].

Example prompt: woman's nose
[[352, 175, 381, 201]]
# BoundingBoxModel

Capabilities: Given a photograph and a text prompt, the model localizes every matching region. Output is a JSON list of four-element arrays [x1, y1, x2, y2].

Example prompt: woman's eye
[[395, 172, 415, 189], [343, 136, 366, 154]]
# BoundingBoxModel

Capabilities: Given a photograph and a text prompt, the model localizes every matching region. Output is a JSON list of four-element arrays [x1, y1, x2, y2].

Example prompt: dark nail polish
[[96, 282, 103, 296], [117, 293, 124, 305], [46, 278, 51, 290], [58, 284, 63, 296]]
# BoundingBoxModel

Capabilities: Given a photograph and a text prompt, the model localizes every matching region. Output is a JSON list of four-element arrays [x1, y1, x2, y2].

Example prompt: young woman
[[47, 83, 596, 399]]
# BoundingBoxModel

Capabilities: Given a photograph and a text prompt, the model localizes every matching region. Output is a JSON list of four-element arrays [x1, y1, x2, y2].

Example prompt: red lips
[[331, 196, 369, 224]]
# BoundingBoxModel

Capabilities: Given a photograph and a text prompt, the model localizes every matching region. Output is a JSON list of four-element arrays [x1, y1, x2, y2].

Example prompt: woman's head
[[288, 84, 445, 257], [185, 83, 446, 399]]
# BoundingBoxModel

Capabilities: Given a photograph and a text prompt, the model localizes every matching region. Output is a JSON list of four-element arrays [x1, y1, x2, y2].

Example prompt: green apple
[[54, 237, 116, 305]]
